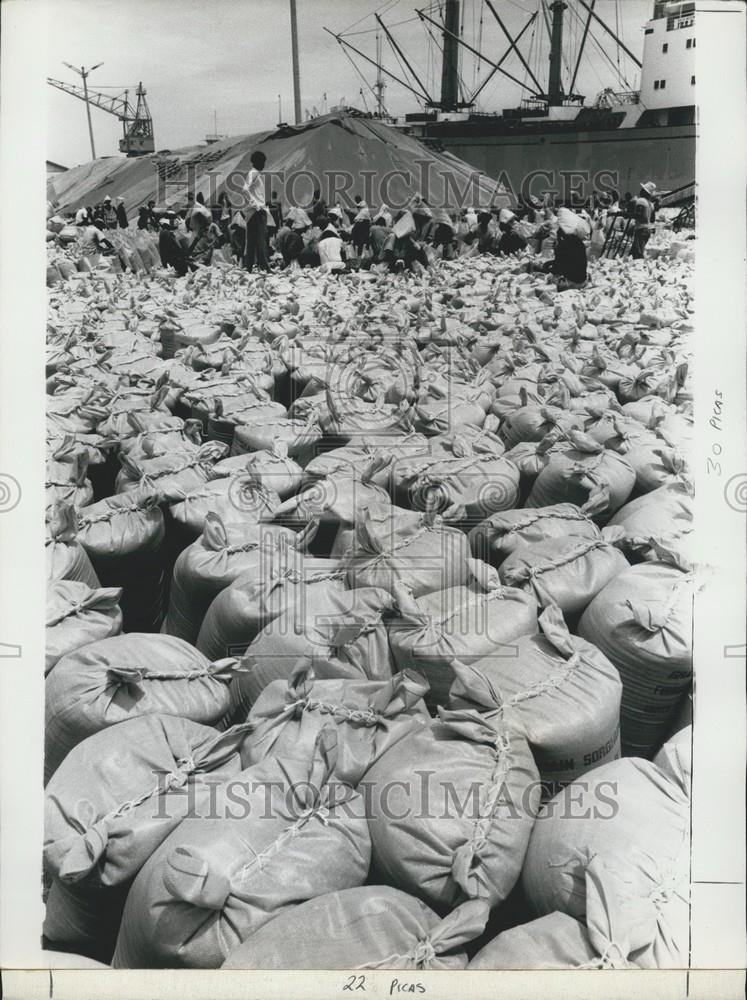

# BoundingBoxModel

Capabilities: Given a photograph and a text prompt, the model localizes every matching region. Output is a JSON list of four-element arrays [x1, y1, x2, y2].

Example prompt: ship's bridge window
[[691, 75, 695, 85], [663, 42, 669, 52], [686, 37, 695, 48]]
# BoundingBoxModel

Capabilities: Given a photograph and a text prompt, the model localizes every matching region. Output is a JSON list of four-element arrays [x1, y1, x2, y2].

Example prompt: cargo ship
[[330, 0, 696, 200]]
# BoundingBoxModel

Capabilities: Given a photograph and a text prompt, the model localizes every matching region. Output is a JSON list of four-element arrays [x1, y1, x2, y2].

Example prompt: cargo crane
[[47, 68, 155, 158]]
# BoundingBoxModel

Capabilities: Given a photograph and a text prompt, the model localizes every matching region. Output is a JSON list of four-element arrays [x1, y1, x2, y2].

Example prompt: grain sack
[[470, 911, 595, 969], [447, 606, 621, 793], [241, 662, 429, 784], [388, 563, 538, 708], [223, 889, 488, 970], [112, 733, 371, 968], [196, 551, 346, 660], [608, 480, 693, 564], [45, 715, 250, 892], [45, 633, 243, 781], [497, 528, 629, 616], [653, 724, 692, 794], [75, 488, 166, 632], [402, 448, 520, 528], [500, 403, 583, 450], [526, 431, 635, 518], [46, 504, 101, 589], [46, 580, 122, 675], [46, 438, 93, 510], [625, 444, 689, 494], [303, 434, 430, 489], [578, 563, 693, 757], [469, 504, 600, 567], [97, 385, 172, 440], [44, 877, 129, 964], [344, 505, 472, 598], [169, 476, 282, 542], [365, 710, 540, 909], [114, 441, 228, 503], [232, 415, 322, 466], [234, 586, 396, 713], [470, 855, 677, 969], [212, 443, 303, 499], [521, 757, 689, 968], [162, 514, 300, 644]]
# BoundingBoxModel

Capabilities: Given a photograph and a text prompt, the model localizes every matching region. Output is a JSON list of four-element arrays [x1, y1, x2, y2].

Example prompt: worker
[[537, 207, 589, 290], [77, 216, 113, 261], [318, 221, 348, 274], [147, 200, 158, 229], [136, 207, 150, 230], [115, 197, 128, 229], [101, 196, 118, 229], [631, 181, 657, 259], [229, 209, 246, 262], [349, 203, 371, 261], [367, 215, 391, 266], [275, 217, 304, 268], [242, 150, 270, 272], [74, 207, 89, 225], [496, 210, 527, 256], [158, 217, 190, 276], [309, 188, 328, 225], [432, 209, 456, 260]]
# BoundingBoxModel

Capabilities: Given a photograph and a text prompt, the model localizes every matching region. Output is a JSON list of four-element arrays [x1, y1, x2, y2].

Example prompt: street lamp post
[[62, 61, 104, 159]]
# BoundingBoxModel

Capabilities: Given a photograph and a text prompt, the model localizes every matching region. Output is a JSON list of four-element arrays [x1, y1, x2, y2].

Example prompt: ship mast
[[440, 0, 461, 111]]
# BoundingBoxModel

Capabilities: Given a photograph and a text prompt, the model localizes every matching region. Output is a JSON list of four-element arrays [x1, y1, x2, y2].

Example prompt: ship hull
[[421, 123, 696, 197]]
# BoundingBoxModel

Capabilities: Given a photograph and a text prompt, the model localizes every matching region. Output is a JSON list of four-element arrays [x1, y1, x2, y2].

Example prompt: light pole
[[289, 0, 302, 125], [63, 61, 103, 159]]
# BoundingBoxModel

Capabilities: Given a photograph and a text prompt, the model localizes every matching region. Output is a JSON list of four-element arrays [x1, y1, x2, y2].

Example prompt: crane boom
[[47, 77, 155, 157], [47, 77, 132, 119]]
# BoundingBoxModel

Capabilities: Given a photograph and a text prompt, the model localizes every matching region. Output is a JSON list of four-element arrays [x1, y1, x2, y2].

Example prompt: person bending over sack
[[318, 222, 349, 275], [496, 209, 528, 256], [534, 207, 589, 291]]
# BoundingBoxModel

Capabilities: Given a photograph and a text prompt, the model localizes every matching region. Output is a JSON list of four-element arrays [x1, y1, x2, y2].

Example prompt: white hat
[[498, 209, 516, 225], [159, 217, 171, 226], [104, 195, 112, 202], [640, 181, 657, 197]]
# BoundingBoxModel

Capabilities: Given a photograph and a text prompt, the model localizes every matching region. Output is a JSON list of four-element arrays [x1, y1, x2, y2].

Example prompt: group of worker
[[70, 144, 660, 288], [74, 195, 128, 231]]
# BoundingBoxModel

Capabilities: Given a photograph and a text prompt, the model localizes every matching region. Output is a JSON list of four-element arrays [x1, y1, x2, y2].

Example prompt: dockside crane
[[47, 67, 155, 158]]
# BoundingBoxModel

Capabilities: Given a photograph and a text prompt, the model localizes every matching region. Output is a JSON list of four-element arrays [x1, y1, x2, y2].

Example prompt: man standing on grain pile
[[631, 181, 657, 259], [242, 150, 269, 272]]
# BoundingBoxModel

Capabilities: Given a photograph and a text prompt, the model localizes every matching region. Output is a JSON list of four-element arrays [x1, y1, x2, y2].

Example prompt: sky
[[45, 0, 654, 168]]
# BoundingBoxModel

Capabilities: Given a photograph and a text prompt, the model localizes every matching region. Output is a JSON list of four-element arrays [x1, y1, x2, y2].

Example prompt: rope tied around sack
[[133, 457, 214, 482], [46, 589, 119, 627], [507, 537, 613, 584], [496, 653, 585, 710], [235, 796, 336, 883], [451, 732, 513, 895], [290, 697, 381, 727], [107, 660, 237, 685], [408, 939, 437, 968], [489, 507, 590, 534], [78, 500, 158, 526]]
